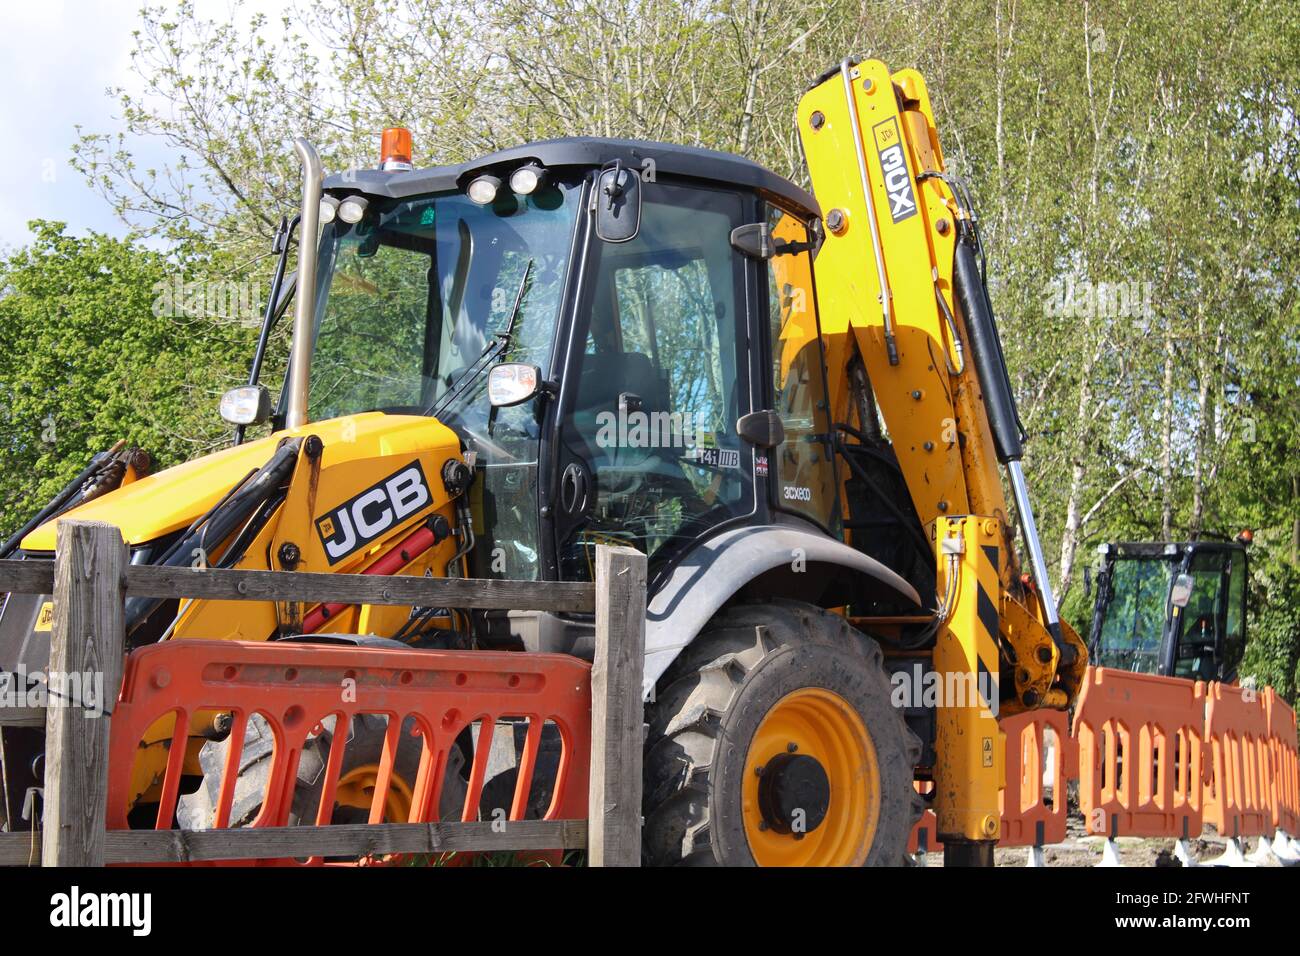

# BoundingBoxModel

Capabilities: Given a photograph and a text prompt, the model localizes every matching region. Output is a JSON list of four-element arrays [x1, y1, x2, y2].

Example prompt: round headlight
[[509, 164, 547, 195], [467, 175, 501, 205], [319, 195, 340, 224], [338, 195, 370, 224]]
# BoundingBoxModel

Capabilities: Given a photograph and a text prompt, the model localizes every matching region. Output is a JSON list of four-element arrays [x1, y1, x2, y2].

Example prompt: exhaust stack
[[285, 137, 323, 430]]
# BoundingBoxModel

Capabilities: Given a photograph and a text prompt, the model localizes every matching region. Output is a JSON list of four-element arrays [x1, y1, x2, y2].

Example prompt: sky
[[0, 0, 293, 252]]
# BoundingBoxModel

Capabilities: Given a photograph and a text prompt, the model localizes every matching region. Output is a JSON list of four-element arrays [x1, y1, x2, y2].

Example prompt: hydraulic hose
[[0, 440, 127, 559], [125, 439, 302, 636]]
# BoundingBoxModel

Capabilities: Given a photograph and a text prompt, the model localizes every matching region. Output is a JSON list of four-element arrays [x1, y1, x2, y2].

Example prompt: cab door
[[763, 203, 839, 533], [550, 179, 758, 580]]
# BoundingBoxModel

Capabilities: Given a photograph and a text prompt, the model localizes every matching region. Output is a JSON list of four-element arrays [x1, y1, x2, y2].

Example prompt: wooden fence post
[[42, 521, 127, 867], [588, 544, 647, 866]]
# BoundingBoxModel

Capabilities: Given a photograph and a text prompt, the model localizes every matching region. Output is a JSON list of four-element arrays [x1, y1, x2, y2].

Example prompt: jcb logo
[[872, 118, 918, 224], [316, 461, 431, 564]]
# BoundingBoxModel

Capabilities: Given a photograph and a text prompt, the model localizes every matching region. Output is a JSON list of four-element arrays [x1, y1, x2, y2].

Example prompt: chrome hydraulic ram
[[951, 230, 1067, 647]]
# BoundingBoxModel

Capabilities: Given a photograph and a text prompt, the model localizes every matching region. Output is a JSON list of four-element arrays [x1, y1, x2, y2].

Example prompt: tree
[[0, 221, 257, 540]]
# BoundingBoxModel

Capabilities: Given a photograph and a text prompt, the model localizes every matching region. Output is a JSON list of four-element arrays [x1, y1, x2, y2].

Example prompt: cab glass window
[[1094, 557, 1171, 672], [766, 206, 837, 530], [558, 181, 753, 578]]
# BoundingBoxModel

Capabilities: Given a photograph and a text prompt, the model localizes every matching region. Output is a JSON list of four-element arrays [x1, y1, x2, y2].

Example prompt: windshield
[[307, 182, 580, 425], [1093, 556, 1173, 672], [305, 180, 581, 581]]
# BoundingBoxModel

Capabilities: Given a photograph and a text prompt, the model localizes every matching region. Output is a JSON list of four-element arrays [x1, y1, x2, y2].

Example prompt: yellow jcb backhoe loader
[[0, 56, 1085, 865]]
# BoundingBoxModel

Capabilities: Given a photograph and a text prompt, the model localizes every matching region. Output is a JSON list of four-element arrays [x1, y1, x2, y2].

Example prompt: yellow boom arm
[[797, 58, 1087, 846]]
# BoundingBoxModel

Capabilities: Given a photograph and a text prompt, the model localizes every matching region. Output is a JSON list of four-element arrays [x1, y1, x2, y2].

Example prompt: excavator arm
[[797, 58, 1088, 851]]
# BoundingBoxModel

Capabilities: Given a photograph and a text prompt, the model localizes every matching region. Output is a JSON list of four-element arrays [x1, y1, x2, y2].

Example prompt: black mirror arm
[[603, 159, 625, 209]]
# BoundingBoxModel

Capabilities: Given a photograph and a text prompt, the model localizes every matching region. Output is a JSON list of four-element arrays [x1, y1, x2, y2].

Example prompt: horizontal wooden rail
[[0, 819, 586, 865], [0, 559, 595, 613], [0, 560, 54, 595]]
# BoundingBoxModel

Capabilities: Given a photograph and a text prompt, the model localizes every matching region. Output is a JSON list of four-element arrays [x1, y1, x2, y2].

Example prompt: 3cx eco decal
[[315, 461, 431, 564], [872, 117, 918, 224]]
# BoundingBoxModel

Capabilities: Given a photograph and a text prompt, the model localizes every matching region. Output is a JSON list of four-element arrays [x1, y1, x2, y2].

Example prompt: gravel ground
[[916, 826, 1293, 867]]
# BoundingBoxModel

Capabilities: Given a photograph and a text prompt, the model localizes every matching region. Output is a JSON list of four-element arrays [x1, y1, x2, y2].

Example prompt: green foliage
[[1241, 548, 1300, 703], [0, 221, 257, 540]]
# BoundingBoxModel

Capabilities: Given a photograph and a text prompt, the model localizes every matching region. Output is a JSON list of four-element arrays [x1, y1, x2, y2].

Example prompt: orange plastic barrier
[[1073, 667, 1205, 840], [1203, 681, 1272, 839], [908, 709, 1074, 854], [907, 782, 940, 854], [998, 709, 1074, 847], [909, 667, 1299, 853], [1265, 687, 1299, 835], [106, 639, 592, 864]]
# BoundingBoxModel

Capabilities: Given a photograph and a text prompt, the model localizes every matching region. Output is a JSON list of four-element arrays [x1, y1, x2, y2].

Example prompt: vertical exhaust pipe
[[286, 137, 323, 430]]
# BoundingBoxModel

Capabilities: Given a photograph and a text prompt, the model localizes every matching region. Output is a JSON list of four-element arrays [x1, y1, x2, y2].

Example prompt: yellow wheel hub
[[334, 764, 414, 823], [742, 687, 880, 866]]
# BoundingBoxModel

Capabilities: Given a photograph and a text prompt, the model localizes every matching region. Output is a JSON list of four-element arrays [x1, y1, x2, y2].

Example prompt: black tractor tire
[[643, 600, 922, 866], [177, 712, 466, 830]]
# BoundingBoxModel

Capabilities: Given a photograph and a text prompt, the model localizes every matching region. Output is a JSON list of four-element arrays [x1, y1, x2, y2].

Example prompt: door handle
[[560, 462, 591, 517]]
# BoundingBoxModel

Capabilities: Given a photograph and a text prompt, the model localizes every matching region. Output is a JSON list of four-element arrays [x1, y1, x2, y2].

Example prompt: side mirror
[[595, 161, 641, 242], [220, 385, 272, 426], [737, 409, 785, 448], [488, 363, 541, 407], [1170, 572, 1195, 609]]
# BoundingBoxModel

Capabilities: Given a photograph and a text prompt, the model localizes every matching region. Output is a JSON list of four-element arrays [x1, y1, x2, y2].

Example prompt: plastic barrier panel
[[1203, 681, 1272, 839], [106, 639, 592, 864], [908, 709, 1075, 854], [907, 781, 940, 855], [1073, 667, 1205, 840], [1264, 687, 1299, 835], [998, 709, 1073, 847]]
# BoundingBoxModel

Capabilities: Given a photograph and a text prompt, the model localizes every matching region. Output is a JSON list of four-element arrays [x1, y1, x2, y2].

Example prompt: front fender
[[643, 519, 923, 698]]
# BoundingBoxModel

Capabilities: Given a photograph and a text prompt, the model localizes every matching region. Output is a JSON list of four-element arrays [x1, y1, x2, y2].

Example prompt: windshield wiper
[[428, 258, 534, 418]]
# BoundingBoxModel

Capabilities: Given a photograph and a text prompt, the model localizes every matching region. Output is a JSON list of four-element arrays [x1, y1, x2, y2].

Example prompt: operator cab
[[252, 135, 900, 608], [1087, 539, 1248, 681]]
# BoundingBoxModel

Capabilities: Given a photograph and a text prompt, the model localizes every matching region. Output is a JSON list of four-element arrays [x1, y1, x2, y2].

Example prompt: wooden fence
[[0, 519, 646, 867]]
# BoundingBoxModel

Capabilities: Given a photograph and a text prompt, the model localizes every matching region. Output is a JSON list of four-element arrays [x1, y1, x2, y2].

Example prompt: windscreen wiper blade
[[428, 258, 533, 418]]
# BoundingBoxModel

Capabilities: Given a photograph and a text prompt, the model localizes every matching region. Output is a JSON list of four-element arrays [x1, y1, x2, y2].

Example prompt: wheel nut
[[787, 742, 798, 753]]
